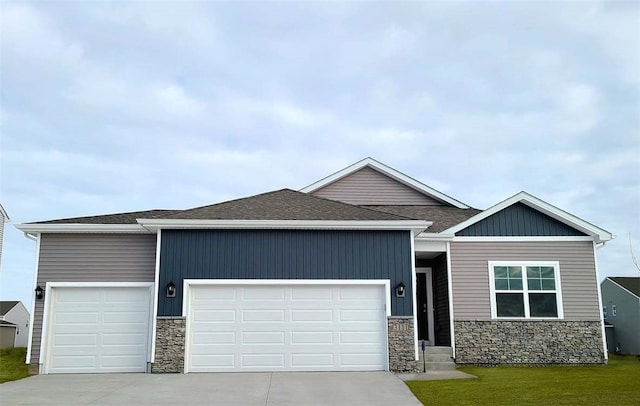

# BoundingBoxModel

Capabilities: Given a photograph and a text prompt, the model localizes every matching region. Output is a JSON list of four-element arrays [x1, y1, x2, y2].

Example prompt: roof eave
[[14, 224, 151, 234], [137, 218, 432, 234]]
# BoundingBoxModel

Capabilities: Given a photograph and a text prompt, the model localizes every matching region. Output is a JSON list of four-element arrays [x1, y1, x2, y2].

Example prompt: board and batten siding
[[450, 241, 600, 321], [456, 203, 587, 237], [30, 234, 156, 364], [159, 229, 413, 317], [311, 166, 444, 205]]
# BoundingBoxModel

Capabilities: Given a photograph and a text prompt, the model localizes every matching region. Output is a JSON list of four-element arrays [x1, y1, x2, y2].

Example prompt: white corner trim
[[410, 231, 419, 360], [15, 223, 150, 234], [151, 230, 162, 363], [593, 243, 608, 361], [445, 242, 456, 359], [138, 219, 431, 233], [25, 234, 41, 364], [442, 191, 613, 243], [299, 157, 469, 209]]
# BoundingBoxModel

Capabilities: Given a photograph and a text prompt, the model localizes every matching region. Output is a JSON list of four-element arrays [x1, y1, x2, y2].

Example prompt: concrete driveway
[[0, 372, 423, 405]]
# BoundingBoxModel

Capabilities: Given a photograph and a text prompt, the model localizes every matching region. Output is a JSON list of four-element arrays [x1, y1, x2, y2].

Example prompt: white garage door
[[46, 286, 151, 374], [186, 283, 388, 372]]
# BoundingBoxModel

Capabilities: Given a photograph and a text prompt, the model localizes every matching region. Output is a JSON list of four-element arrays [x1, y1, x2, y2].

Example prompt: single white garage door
[[186, 283, 388, 372], [46, 286, 152, 374]]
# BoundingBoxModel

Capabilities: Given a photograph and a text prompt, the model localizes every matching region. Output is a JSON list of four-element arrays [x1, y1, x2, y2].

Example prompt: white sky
[[1, 1, 639, 307]]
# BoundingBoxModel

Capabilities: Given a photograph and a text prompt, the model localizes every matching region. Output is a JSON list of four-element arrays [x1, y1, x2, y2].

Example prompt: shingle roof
[[361, 205, 482, 233], [610, 277, 640, 298], [32, 209, 180, 224], [151, 189, 410, 221], [0, 301, 19, 315]]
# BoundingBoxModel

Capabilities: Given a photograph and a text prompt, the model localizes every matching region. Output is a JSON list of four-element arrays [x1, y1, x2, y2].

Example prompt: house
[[0, 203, 9, 268], [0, 301, 30, 348], [15, 158, 613, 375], [601, 277, 640, 354]]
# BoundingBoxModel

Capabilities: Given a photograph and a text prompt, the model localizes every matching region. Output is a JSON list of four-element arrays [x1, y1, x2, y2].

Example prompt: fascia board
[[299, 158, 469, 209], [442, 191, 613, 242], [137, 218, 432, 232], [14, 224, 150, 233]]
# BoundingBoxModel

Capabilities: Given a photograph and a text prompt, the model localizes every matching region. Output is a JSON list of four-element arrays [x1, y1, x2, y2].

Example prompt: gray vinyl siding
[[450, 241, 600, 321], [456, 203, 587, 237], [601, 279, 640, 354], [311, 167, 445, 205], [159, 229, 413, 317], [30, 234, 156, 364]]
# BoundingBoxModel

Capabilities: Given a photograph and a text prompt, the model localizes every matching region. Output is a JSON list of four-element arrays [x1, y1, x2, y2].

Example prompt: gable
[[311, 167, 447, 206], [456, 202, 588, 237]]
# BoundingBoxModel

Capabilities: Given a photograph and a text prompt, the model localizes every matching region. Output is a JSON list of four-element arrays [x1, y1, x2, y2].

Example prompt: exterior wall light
[[166, 281, 176, 298], [35, 285, 44, 300], [396, 282, 405, 298]]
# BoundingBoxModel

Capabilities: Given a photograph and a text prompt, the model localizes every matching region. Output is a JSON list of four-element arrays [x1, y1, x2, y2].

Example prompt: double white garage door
[[186, 283, 388, 372], [44, 282, 388, 373]]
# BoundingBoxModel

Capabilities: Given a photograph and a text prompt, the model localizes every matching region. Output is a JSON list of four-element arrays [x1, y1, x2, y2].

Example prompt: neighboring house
[[601, 277, 640, 354], [16, 158, 613, 375], [0, 203, 9, 268], [0, 301, 30, 348]]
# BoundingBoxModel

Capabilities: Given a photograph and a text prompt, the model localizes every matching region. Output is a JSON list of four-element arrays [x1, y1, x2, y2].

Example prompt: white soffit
[[442, 191, 613, 243], [299, 158, 469, 209]]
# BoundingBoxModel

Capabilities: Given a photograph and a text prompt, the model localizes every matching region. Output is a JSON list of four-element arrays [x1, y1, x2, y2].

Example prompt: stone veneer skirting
[[387, 316, 418, 373], [454, 320, 605, 364], [152, 317, 186, 373]]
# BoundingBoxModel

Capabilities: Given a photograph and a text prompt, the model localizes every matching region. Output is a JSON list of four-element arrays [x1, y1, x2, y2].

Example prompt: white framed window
[[488, 261, 563, 319]]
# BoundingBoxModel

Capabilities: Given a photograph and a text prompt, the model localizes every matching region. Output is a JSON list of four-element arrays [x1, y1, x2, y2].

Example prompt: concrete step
[[420, 354, 454, 363], [421, 346, 453, 355], [419, 361, 458, 371]]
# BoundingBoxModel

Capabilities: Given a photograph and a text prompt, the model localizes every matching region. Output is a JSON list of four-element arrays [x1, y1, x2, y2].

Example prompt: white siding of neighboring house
[[3, 302, 30, 347]]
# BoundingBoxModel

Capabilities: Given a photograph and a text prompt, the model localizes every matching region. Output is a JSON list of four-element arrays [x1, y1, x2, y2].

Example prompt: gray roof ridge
[[157, 188, 413, 221]]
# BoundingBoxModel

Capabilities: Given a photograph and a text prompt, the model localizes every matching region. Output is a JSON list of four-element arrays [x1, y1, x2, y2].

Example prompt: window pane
[[541, 278, 556, 290], [495, 278, 509, 290], [527, 266, 541, 279], [508, 266, 522, 278], [494, 266, 508, 278], [527, 278, 542, 290], [529, 293, 557, 317], [496, 293, 525, 317], [540, 266, 555, 278], [509, 278, 522, 290]]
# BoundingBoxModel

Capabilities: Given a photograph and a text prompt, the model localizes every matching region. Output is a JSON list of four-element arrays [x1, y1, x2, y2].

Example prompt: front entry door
[[416, 268, 435, 346]]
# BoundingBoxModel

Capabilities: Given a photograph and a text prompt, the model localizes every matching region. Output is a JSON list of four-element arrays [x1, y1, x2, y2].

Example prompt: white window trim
[[488, 261, 564, 320]]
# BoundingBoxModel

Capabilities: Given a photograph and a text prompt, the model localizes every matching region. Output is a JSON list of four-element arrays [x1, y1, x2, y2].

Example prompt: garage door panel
[[187, 284, 387, 372], [47, 286, 151, 374], [242, 287, 285, 300], [193, 310, 236, 322]]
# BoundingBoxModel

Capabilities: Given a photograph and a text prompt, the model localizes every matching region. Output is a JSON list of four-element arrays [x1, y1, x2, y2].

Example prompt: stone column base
[[388, 316, 418, 373], [152, 317, 186, 373]]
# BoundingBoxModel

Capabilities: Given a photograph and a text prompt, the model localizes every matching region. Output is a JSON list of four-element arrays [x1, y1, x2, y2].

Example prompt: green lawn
[[407, 355, 640, 406], [0, 347, 31, 384]]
